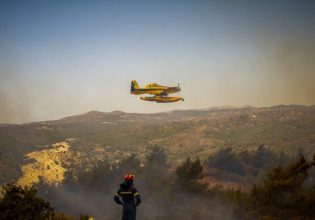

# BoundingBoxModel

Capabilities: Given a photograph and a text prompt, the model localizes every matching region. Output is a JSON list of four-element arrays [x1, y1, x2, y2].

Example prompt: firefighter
[[114, 174, 141, 220]]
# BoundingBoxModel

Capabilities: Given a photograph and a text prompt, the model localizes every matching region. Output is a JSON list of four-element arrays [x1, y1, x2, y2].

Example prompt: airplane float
[[130, 80, 184, 103]]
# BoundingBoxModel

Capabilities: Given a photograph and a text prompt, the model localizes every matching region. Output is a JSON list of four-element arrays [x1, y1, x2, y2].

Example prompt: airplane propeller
[[178, 83, 183, 101]]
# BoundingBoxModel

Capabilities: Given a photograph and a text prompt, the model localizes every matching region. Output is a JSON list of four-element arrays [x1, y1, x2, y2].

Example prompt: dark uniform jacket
[[114, 182, 141, 220]]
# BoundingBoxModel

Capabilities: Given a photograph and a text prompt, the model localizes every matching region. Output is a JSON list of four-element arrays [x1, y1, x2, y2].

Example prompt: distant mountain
[[1, 105, 315, 185]]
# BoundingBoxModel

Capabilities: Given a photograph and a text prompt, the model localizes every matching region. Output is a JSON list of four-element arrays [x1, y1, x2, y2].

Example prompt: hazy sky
[[1, 0, 315, 123]]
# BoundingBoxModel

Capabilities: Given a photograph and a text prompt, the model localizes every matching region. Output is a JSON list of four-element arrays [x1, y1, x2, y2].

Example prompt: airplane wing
[[157, 86, 179, 96]]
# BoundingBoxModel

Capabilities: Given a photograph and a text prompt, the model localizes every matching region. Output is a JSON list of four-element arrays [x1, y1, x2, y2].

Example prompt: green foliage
[[207, 147, 246, 175], [116, 154, 142, 175], [175, 157, 205, 192], [0, 183, 54, 220], [145, 145, 167, 171], [245, 154, 315, 220], [206, 145, 290, 183], [112, 154, 142, 187], [202, 153, 315, 220], [142, 145, 169, 190]]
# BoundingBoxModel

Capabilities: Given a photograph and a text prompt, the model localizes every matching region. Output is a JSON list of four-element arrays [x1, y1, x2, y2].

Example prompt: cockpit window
[[146, 83, 159, 87]]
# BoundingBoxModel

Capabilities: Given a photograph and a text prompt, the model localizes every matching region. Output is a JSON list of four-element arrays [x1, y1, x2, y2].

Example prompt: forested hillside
[[1, 145, 314, 220], [1, 105, 315, 185]]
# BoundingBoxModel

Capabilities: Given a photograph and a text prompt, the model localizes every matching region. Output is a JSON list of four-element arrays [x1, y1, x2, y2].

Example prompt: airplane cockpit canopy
[[145, 83, 160, 88]]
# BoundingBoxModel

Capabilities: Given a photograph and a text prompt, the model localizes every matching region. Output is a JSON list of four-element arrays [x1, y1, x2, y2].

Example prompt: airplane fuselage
[[131, 87, 180, 95]]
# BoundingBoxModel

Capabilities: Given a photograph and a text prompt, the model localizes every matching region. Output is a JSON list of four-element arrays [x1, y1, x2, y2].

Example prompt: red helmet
[[124, 174, 134, 182]]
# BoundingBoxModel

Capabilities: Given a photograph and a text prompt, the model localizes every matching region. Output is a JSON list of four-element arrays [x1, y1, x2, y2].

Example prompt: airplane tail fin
[[131, 80, 139, 93]]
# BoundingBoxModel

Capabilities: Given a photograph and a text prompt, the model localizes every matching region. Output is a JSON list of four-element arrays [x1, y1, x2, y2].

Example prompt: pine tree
[[0, 183, 54, 220]]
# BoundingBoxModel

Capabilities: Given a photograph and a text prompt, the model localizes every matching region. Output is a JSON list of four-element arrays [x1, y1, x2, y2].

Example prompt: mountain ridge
[[2, 104, 314, 126]]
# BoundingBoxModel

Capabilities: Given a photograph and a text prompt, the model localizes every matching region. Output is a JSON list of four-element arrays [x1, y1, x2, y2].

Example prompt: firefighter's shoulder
[[131, 187, 140, 195]]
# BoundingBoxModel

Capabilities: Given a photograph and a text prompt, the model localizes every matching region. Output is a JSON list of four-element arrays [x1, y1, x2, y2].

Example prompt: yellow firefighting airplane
[[130, 80, 184, 103]]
